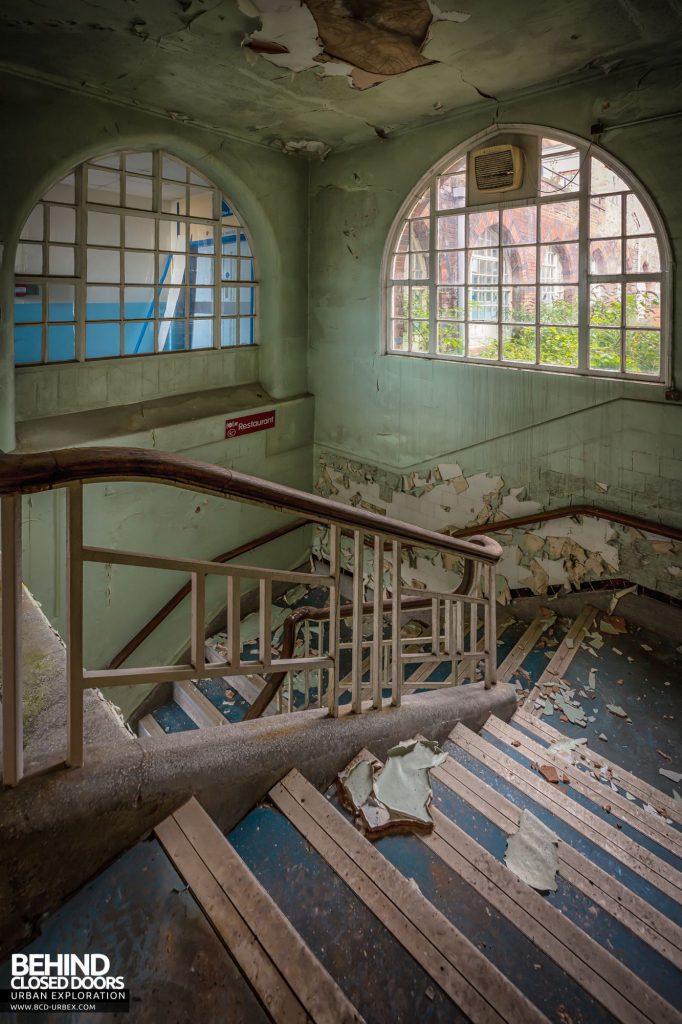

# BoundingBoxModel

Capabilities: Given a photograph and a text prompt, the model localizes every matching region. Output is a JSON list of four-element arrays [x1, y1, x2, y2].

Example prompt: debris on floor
[[338, 739, 446, 838], [504, 810, 559, 892]]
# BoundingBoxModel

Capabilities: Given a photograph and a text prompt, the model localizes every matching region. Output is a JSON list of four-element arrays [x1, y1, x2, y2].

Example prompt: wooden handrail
[[0, 448, 502, 564], [449, 504, 682, 543]]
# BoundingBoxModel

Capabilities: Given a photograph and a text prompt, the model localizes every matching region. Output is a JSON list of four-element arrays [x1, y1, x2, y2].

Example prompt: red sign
[[225, 410, 276, 439]]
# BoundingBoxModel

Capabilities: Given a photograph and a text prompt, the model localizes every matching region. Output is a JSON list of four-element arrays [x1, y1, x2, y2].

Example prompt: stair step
[[497, 612, 562, 686], [513, 709, 682, 824], [486, 716, 682, 860], [269, 769, 546, 1024], [337, 748, 678, 1024], [138, 713, 166, 738], [151, 700, 199, 734], [173, 680, 228, 729], [525, 604, 598, 707], [155, 798, 363, 1024], [430, 739, 682, 999], [447, 724, 682, 925]]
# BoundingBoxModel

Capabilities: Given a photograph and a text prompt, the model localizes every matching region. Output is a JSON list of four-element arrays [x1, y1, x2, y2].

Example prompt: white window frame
[[381, 124, 673, 383], [13, 149, 259, 365]]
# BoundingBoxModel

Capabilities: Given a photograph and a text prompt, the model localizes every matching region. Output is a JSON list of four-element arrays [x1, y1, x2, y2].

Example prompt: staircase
[[156, 711, 681, 1023]]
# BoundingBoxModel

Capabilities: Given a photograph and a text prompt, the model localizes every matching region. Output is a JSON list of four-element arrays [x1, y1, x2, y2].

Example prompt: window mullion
[[75, 166, 86, 362], [429, 179, 437, 354], [577, 147, 590, 371]]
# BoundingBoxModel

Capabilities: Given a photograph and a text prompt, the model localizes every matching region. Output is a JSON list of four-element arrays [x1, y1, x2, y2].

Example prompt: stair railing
[[0, 447, 501, 785]]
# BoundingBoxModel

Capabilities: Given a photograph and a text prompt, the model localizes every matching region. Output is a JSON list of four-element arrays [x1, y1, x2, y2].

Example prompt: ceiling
[[1, 0, 680, 153]]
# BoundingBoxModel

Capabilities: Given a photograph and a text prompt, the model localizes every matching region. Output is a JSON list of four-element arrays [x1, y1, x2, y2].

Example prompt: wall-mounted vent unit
[[472, 144, 524, 193]]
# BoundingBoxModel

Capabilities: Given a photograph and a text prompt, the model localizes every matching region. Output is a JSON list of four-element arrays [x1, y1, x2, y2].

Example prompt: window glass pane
[[88, 211, 120, 247], [540, 200, 579, 241], [540, 286, 578, 325], [15, 325, 43, 364], [410, 219, 429, 251], [240, 258, 255, 282], [162, 156, 187, 182], [88, 168, 120, 205], [437, 215, 464, 250], [589, 239, 621, 274], [124, 321, 154, 355], [503, 286, 535, 323], [125, 175, 153, 210], [395, 224, 409, 253], [87, 286, 119, 320], [125, 216, 155, 249], [44, 174, 75, 205], [626, 194, 654, 236], [591, 158, 627, 194], [411, 321, 429, 352], [161, 181, 187, 217], [92, 153, 120, 169], [539, 326, 578, 366], [189, 186, 215, 219], [392, 286, 409, 318], [190, 169, 210, 187], [192, 255, 214, 286], [88, 248, 120, 283], [590, 194, 621, 238], [540, 148, 580, 194], [502, 325, 535, 362], [468, 324, 498, 360], [190, 287, 214, 316], [390, 319, 407, 351], [437, 286, 464, 320], [124, 251, 154, 284], [467, 287, 498, 321], [501, 207, 536, 244], [437, 322, 464, 355], [14, 283, 42, 323], [409, 189, 430, 218], [468, 210, 499, 247], [221, 319, 238, 348], [15, 243, 43, 275], [625, 331, 660, 375], [47, 323, 75, 362], [189, 319, 213, 349], [221, 287, 237, 316], [468, 249, 499, 285], [20, 205, 44, 241], [222, 257, 238, 282], [625, 236, 660, 274], [411, 286, 428, 319], [159, 219, 186, 253], [240, 233, 252, 258], [49, 206, 76, 244], [48, 284, 75, 321], [125, 152, 153, 175], [124, 286, 154, 319], [239, 318, 255, 346], [625, 282, 660, 329], [540, 243, 578, 283], [49, 247, 75, 276], [542, 137, 573, 154], [411, 253, 429, 280], [502, 246, 536, 284], [159, 320, 186, 352], [86, 322, 120, 358], [221, 229, 238, 256], [589, 283, 621, 326], [159, 286, 184, 318], [590, 329, 621, 371], [437, 174, 465, 211], [438, 251, 465, 284], [191, 223, 215, 254]]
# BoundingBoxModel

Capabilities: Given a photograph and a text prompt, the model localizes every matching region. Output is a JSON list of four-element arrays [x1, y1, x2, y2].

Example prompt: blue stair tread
[[227, 805, 467, 1024], [443, 738, 682, 928], [152, 701, 199, 733], [195, 678, 250, 723]]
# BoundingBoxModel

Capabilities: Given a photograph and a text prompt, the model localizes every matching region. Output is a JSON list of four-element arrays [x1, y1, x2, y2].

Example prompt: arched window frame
[[14, 149, 258, 365], [382, 124, 672, 383]]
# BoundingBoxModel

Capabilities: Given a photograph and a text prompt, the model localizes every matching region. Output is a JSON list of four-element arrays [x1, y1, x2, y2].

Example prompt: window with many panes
[[385, 128, 669, 380], [14, 151, 257, 364]]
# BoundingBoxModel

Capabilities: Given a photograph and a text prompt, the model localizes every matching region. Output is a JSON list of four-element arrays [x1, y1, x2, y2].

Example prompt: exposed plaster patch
[[272, 137, 331, 158]]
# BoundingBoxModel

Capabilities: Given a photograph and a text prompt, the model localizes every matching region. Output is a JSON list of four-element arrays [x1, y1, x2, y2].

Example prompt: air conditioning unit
[[472, 144, 524, 193]]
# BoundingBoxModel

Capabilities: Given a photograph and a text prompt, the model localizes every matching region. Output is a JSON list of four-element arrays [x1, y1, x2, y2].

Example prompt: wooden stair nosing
[[497, 613, 555, 686], [173, 679, 227, 728], [156, 799, 363, 1024], [270, 769, 548, 1024], [138, 713, 166, 739], [513, 709, 681, 821], [452, 724, 682, 904], [433, 755, 682, 965], [486, 716, 682, 859], [525, 604, 598, 713]]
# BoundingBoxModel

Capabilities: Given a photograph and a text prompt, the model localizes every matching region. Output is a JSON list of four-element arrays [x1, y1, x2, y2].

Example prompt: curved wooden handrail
[[449, 504, 682, 543], [0, 447, 502, 564]]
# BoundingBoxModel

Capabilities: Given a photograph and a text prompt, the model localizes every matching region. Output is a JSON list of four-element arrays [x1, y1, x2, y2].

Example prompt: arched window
[[384, 128, 669, 380], [14, 151, 257, 364]]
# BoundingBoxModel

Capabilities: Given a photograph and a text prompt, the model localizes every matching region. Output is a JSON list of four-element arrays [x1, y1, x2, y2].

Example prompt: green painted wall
[[308, 62, 682, 597]]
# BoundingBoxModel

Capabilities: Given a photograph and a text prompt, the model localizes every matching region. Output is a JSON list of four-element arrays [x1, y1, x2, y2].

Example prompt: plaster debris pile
[[337, 739, 446, 838]]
